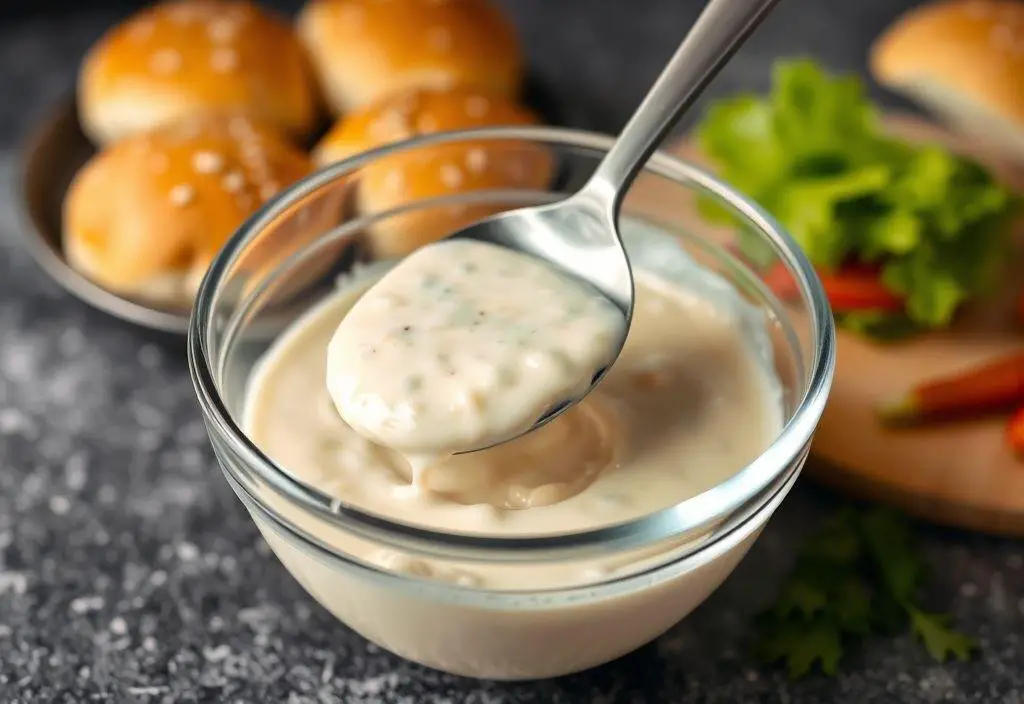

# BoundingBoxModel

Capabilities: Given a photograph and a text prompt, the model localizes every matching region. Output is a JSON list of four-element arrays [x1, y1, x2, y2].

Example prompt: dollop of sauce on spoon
[[326, 238, 627, 481]]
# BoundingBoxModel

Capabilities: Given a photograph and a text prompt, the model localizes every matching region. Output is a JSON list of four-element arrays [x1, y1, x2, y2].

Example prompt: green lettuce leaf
[[695, 58, 1020, 335]]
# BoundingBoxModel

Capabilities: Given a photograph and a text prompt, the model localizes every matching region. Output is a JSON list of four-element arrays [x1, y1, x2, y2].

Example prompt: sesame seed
[[224, 5, 249, 23], [192, 150, 224, 174], [370, 110, 411, 139], [382, 169, 405, 193], [109, 617, 128, 636], [221, 171, 245, 192], [387, 108, 412, 129], [428, 26, 452, 51], [149, 48, 182, 75], [259, 182, 280, 201], [338, 3, 364, 24], [169, 184, 196, 207], [229, 116, 256, 138], [440, 163, 463, 189], [417, 114, 439, 132], [210, 48, 239, 73], [465, 148, 487, 173], [168, 4, 201, 23], [128, 19, 156, 41], [241, 142, 266, 161], [992, 24, 1016, 48], [206, 17, 240, 42], [142, 636, 158, 652], [465, 95, 490, 118]]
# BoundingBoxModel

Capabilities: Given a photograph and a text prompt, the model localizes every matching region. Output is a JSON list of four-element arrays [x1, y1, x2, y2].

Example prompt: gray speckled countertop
[[1, 2, 1023, 702]]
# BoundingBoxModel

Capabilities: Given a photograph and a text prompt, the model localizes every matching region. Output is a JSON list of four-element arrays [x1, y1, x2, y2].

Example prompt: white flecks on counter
[[109, 616, 128, 636], [64, 452, 88, 491], [0, 572, 29, 597], [0, 122, 1022, 704], [48, 495, 71, 515], [69, 595, 105, 614]]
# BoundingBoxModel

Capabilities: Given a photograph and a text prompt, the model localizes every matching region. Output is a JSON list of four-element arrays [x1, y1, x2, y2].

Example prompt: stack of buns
[[314, 87, 551, 258], [65, 0, 549, 308], [870, 0, 1024, 161], [296, 0, 523, 114], [78, 0, 319, 145], [64, 114, 313, 303]]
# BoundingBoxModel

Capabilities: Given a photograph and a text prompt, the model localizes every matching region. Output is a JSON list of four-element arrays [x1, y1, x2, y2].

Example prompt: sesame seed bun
[[63, 114, 314, 307], [313, 87, 553, 260], [870, 0, 1024, 159], [296, 0, 523, 115], [78, 0, 319, 145]]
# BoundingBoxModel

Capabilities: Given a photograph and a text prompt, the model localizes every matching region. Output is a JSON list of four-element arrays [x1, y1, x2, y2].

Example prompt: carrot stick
[[1005, 406, 1024, 458], [878, 351, 1024, 426], [765, 263, 904, 313]]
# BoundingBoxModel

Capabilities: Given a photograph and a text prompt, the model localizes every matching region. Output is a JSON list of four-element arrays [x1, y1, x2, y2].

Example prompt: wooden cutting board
[[667, 114, 1024, 537]]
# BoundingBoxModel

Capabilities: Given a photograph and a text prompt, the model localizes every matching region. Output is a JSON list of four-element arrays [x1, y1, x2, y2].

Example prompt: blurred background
[[1, 0, 923, 149]]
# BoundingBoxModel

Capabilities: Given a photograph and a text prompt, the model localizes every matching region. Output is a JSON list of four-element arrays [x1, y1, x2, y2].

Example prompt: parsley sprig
[[755, 506, 976, 678]]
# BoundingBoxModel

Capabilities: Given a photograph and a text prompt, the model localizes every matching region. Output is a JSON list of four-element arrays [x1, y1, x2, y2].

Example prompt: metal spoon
[[449, 0, 782, 449]]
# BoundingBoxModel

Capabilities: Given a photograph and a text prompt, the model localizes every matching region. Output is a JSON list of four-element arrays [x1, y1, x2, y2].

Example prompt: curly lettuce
[[697, 59, 1018, 332]]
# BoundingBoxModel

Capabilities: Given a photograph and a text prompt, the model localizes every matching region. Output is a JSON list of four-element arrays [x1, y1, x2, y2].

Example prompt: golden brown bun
[[79, 0, 319, 145], [296, 0, 523, 115], [64, 114, 313, 307], [313, 87, 552, 259], [870, 0, 1024, 159]]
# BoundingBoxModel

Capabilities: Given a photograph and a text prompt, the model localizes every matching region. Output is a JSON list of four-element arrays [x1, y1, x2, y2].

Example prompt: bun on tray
[[314, 86, 552, 259], [79, 0, 319, 145], [63, 114, 313, 306], [870, 0, 1024, 159], [296, 0, 523, 115]]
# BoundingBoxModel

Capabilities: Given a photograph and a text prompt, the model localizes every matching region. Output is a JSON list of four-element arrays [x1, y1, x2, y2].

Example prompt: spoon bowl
[[446, 191, 634, 448], [445, 0, 782, 450], [450, 192, 633, 314]]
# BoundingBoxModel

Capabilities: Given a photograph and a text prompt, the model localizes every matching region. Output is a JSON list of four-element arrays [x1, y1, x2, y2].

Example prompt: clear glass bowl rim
[[187, 125, 836, 565]]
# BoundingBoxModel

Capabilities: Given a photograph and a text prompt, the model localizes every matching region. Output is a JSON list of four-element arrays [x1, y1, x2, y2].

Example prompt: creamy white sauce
[[244, 224, 783, 553], [239, 222, 788, 680], [326, 239, 626, 470]]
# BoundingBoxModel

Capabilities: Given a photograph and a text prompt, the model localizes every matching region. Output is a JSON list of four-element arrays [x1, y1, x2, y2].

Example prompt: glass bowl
[[187, 126, 835, 680]]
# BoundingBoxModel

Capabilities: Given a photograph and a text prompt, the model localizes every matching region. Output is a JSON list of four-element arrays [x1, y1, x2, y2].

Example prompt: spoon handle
[[586, 0, 781, 209]]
